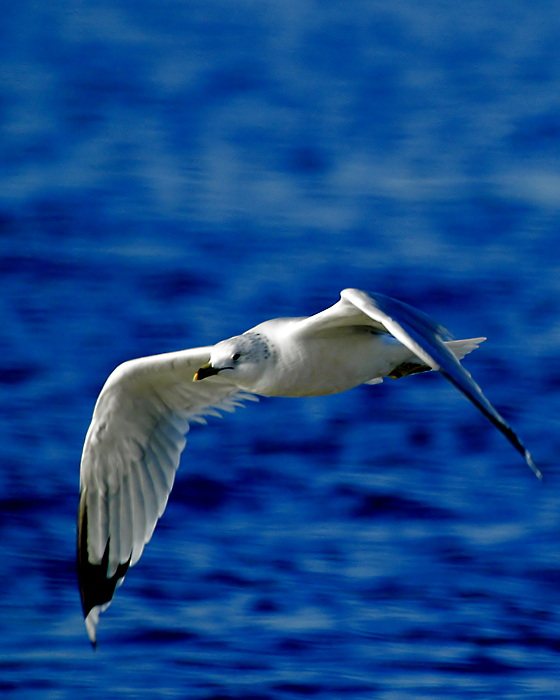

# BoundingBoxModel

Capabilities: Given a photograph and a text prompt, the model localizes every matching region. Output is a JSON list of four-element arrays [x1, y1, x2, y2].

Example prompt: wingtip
[[85, 608, 100, 647], [525, 452, 543, 482]]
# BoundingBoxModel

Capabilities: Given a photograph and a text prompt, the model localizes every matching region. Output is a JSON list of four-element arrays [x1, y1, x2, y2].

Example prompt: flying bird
[[77, 289, 541, 645]]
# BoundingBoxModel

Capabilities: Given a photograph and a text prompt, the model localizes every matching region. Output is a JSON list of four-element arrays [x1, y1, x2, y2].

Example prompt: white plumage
[[78, 289, 541, 645]]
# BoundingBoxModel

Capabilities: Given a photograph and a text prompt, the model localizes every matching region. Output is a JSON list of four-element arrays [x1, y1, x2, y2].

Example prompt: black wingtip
[[77, 490, 131, 643]]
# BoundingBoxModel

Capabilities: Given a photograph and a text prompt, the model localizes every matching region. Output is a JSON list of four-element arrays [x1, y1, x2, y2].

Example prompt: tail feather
[[445, 337, 486, 361], [388, 337, 486, 380]]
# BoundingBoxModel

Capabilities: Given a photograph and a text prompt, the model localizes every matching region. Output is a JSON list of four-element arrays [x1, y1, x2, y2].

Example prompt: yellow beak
[[193, 363, 221, 381]]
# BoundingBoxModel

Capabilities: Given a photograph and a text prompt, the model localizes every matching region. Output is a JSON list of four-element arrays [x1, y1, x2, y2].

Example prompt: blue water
[[2, 1, 560, 697]]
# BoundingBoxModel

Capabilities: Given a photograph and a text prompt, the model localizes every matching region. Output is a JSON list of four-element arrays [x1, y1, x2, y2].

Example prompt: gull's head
[[194, 332, 272, 388]]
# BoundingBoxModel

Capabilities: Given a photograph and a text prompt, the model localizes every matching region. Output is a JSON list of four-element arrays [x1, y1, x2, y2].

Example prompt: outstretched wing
[[78, 347, 257, 645], [338, 289, 541, 480], [297, 288, 540, 480]]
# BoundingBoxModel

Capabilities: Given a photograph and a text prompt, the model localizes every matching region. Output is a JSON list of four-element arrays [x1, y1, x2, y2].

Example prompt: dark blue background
[[1, 1, 560, 697]]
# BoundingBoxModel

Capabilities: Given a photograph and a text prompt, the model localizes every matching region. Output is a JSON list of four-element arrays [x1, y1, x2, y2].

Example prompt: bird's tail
[[387, 337, 486, 379], [445, 337, 486, 360]]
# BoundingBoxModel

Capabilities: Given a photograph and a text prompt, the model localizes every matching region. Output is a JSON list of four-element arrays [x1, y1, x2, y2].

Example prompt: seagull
[[77, 288, 541, 645]]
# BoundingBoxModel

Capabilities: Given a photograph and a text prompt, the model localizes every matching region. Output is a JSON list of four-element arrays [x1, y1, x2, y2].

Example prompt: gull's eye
[[232, 353, 241, 361]]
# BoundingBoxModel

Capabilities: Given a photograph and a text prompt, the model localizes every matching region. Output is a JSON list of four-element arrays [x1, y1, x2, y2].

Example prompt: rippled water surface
[[2, 2, 560, 698]]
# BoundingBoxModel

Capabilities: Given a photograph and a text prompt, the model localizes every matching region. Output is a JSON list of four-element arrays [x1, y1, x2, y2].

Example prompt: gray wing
[[341, 289, 541, 480], [78, 347, 257, 645], [299, 288, 541, 480]]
